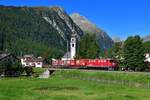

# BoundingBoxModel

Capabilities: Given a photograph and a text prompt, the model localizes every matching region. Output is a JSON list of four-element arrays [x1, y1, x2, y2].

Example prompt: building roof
[[0, 51, 19, 61], [0, 51, 11, 60], [24, 57, 44, 63], [23, 55, 34, 58], [62, 52, 71, 59]]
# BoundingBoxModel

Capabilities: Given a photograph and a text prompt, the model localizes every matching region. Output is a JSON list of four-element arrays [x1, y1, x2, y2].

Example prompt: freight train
[[52, 59, 118, 70]]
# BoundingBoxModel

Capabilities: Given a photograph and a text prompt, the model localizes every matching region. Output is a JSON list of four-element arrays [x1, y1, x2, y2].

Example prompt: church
[[61, 34, 76, 60]]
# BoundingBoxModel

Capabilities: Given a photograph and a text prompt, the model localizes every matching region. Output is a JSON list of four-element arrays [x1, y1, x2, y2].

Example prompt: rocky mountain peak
[[143, 35, 150, 42], [70, 13, 87, 21], [70, 13, 114, 50], [50, 6, 65, 13], [70, 13, 98, 34], [113, 37, 122, 43]]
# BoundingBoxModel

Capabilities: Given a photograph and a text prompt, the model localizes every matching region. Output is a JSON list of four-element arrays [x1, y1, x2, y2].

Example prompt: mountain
[[0, 6, 83, 58], [143, 35, 150, 42], [112, 37, 122, 43], [70, 13, 114, 50]]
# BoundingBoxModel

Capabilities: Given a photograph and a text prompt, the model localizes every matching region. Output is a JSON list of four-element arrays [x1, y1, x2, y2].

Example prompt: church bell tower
[[70, 34, 76, 59]]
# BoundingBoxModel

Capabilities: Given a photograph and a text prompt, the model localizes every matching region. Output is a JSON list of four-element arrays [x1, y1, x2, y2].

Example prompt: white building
[[70, 34, 76, 59], [145, 53, 150, 63], [21, 55, 44, 68], [61, 52, 71, 60], [61, 34, 76, 60]]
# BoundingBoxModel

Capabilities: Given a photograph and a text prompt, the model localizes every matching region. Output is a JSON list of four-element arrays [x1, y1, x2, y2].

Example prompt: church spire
[[70, 34, 76, 59]]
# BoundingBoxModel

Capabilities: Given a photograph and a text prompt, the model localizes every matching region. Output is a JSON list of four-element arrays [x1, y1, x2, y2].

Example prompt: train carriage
[[52, 58, 118, 70]]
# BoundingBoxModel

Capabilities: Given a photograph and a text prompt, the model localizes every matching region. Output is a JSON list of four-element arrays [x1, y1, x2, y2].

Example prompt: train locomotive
[[52, 59, 118, 70]]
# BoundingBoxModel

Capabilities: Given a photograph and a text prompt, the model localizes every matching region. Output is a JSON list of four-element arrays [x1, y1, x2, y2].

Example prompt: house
[[21, 55, 34, 67], [0, 51, 21, 76], [0, 51, 19, 63], [21, 55, 44, 68], [145, 53, 150, 63], [34, 57, 44, 68], [144, 53, 150, 69]]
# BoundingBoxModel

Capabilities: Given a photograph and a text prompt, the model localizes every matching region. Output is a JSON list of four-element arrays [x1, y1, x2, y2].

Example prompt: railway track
[[48, 68, 120, 73], [48, 67, 112, 73], [48, 66, 150, 74]]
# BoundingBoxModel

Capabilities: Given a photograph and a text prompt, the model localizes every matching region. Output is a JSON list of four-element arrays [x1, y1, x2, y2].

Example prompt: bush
[[24, 67, 33, 76]]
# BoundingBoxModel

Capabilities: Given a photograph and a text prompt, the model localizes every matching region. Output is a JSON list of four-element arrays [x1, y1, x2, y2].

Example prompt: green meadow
[[0, 70, 150, 100]]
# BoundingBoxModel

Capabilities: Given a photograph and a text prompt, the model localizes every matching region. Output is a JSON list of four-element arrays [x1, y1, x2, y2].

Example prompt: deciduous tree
[[124, 35, 146, 71], [77, 33, 100, 59]]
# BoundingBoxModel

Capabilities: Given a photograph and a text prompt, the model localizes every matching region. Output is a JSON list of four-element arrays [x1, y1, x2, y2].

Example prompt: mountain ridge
[[143, 35, 150, 42], [70, 13, 114, 50]]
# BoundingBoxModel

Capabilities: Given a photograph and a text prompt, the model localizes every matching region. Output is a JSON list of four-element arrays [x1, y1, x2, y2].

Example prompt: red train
[[52, 59, 118, 70]]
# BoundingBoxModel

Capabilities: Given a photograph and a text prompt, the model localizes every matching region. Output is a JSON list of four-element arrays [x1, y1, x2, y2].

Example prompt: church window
[[72, 44, 74, 47]]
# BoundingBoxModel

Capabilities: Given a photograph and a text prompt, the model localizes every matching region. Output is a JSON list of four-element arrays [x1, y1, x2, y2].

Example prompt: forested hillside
[[0, 6, 83, 59], [143, 41, 150, 52]]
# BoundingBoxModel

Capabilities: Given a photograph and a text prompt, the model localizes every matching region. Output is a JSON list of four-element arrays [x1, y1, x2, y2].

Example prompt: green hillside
[[0, 6, 66, 58], [0, 6, 83, 59], [143, 41, 150, 52]]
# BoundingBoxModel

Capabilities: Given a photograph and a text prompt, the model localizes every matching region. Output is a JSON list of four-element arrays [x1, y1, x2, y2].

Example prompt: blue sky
[[0, 0, 150, 40]]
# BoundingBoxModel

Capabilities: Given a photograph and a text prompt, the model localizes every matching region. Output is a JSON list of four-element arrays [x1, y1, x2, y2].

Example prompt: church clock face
[[72, 39, 74, 42]]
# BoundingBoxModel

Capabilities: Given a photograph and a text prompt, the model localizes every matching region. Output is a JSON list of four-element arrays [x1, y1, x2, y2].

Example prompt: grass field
[[59, 70, 150, 83], [0, 70, 150, 100], [32, 68, 47, 77]]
